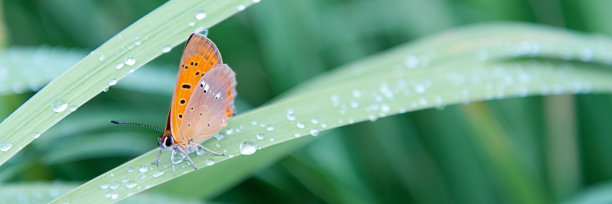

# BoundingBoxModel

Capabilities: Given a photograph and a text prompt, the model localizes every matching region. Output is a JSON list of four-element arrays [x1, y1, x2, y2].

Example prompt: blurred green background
[[1, 0, 612, 203]]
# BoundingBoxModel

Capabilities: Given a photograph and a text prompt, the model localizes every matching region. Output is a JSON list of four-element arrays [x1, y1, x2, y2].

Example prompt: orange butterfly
[[112, 33, 237, 173]]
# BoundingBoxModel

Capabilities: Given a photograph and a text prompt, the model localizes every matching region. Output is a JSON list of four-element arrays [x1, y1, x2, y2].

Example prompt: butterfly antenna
[[110, 120, 164, 133]]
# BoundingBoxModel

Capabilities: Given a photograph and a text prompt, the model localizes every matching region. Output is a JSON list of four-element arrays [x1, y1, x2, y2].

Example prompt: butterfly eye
[[164, 136, 173, 147]]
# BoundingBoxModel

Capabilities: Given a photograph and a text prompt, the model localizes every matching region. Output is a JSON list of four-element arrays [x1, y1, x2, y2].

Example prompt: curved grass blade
[[51, 23, 612, 203]]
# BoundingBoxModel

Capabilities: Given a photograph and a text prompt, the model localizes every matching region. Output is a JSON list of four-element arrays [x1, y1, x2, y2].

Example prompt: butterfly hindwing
[[179, 64, 237, 144]]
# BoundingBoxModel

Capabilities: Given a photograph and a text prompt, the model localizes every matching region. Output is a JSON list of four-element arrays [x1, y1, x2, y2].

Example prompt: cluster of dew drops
[[98, 145, 220, 200]]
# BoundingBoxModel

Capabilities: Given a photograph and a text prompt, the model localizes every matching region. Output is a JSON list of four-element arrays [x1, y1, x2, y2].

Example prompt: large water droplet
[[297, 122, 305, 129], [310, 128, 320, 136], [239, 141, 257, 155], [266, 125, 275, 131], [124, 56, 136, 66], [205, 158, 215, 166], [51, 98, 68, 113], [256, 133, 265, 140], [162, 45, 172, 53], [253, 0, 261, 3], [195, 10, 207, 20], [0, 141, 12, 152]]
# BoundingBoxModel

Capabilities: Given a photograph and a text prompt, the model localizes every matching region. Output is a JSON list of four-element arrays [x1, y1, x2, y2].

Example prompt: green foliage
[[2, 0, 612, 204]]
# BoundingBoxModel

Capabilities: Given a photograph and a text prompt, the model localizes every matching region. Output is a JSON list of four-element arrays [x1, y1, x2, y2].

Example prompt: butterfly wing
[[179, 64, 237, 144], [167, 33, 223, 144]]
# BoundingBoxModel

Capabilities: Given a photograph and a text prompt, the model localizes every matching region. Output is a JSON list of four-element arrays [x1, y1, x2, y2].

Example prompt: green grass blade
[[0, 182, 201, 203], [0, 0, 259, 166], [50, 23, 612, 203]]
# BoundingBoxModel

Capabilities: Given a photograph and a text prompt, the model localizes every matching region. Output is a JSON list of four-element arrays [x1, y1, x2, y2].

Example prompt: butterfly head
[[159, 131, 175, 151]]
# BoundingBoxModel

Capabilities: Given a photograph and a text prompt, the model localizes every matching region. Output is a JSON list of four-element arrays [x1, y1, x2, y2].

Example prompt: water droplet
[[32, 133, 41, 139], [124, 56, 136, 66], [381, 104, 390, 113], [253, 0, 261, 3], [109, 181, 119, 190], [108, 79, 118, 86], [138, 165, 148, 173], [196, 147, 207, 156], [152, 170, 164, 178], [256, 133, 265, 140], [162, 45, 172, 53], [239, 141, 257, 155], [405, 56, 419, 68], [310, 129, 320, 136], [105, 193, 118, 200], [99, 183, 109, 190], [286, 111, 296, 121], [269, 138, 275, 142], [51, 98, 68, 113], [121, 176, 129, 183], [195, 10, 207, 20], [126, 166, 134, 173], [297, 122, 305, 129], [266, 125, 275, 131], [215, 92, 221, 99], [321, 123, 327, 128], [115, 62, 124, 69], [188, 21, 195, 26], [237, 4, 246, 11], [352, 90, 362, 98], [294, 133, 301, 137], [172, 154, 185, 164], [226, 128, 234, 135], [350, 100, 359, 108], [205, 158, 215, 166], [415, 84, 426, 93], [98, 53, 105, 61], [125, 180, 137, 189], [311, 118, 319, 124]]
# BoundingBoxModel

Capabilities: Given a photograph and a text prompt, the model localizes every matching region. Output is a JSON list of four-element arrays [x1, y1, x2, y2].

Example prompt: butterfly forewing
[[179, 64, 237, 144], [169, 33, 223, 144]]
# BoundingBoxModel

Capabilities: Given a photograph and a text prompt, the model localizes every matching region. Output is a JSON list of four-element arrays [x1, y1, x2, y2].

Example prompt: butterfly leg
[[195, 143, 224, 156], [151, 147, 162, 166], [176, 146, 198, 170]]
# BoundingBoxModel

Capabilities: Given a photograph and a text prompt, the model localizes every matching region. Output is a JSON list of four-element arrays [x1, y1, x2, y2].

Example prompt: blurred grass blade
[[0, 0, 259, 166], [51, 24, 612, 203], [0, 46, 177, 95]]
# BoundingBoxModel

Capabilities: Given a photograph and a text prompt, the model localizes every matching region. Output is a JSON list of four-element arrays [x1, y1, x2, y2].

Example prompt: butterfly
[[112, 33, 237, 173]]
